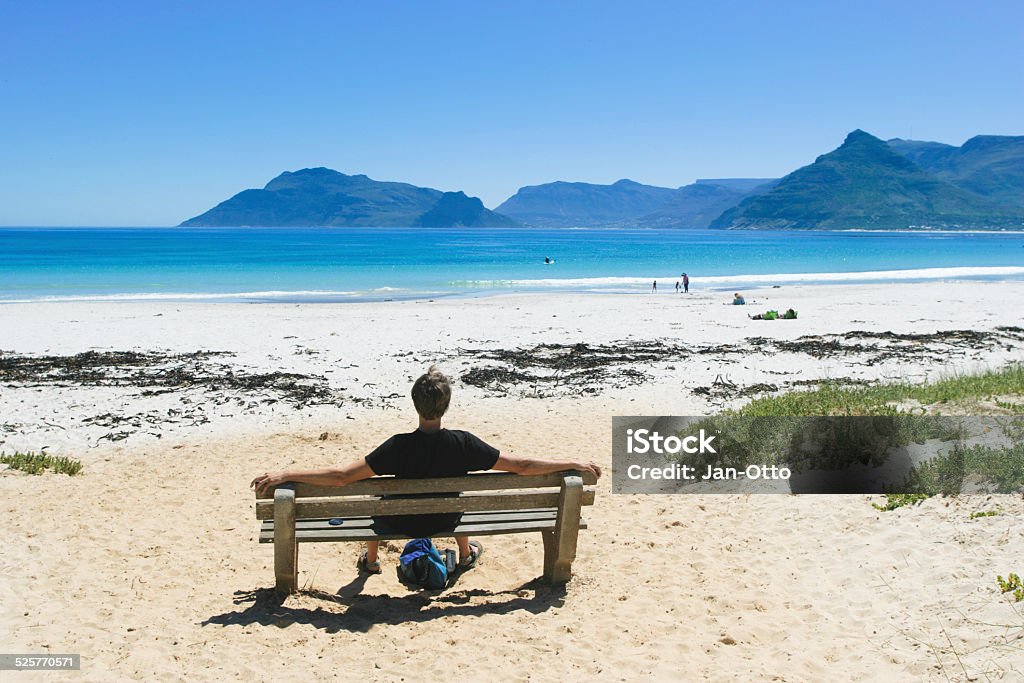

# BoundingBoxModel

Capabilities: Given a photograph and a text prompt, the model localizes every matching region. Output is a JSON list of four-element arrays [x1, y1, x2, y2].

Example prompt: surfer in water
[[544, 256, 554, 264]]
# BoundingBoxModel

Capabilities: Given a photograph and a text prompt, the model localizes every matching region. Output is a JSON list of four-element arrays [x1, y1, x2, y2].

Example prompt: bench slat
[[259, 514, 589, 543], [270, 508, 561, 532], [255, 470, 598, 499], [255, 488, 595, 520]]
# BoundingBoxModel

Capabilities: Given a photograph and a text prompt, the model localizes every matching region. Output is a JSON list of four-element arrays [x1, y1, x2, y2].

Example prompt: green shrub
[[0, 451, 83, 476], [997, 573, 1024, 602], [872, 494, 929, 511]]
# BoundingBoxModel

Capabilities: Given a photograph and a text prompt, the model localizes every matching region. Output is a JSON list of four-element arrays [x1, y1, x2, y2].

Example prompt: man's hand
[[250, 471, 290, 496], [575, 462, 602, 480]]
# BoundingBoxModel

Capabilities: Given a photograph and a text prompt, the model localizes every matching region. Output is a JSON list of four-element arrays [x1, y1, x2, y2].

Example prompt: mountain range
[[180, 168, 519, 228], [180, 131, 1024, 230], [712, 130, 1024, 230], [493, 178, 777, 228]]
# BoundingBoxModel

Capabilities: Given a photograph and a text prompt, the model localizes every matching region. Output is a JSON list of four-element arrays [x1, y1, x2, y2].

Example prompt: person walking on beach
[[652, 280, 657, 292], [675, 281, 680, 293], [683, 273, 689, 293], [251, 366, 602, 574]]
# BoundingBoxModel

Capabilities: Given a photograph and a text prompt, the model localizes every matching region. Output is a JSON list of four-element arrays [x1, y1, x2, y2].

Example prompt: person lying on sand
[[251, 365, 601, 574], [749, 308, 797, 320], [749, 310, 778, 320]]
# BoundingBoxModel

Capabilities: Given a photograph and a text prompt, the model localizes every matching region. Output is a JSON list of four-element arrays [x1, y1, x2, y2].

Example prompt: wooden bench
[[255, 470, 597, 593]]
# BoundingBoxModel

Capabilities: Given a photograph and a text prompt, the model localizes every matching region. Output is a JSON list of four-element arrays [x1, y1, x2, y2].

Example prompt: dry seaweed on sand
[[455, 342, 678, 396], [692, 376, 779, 401], [460, 364, 646, 397], [449, 327, 1024, 399], [458, 341, 691, 371], [0, 349, 346, 409], [0, 350, 223, 385], [770, 327, 1024, 365]]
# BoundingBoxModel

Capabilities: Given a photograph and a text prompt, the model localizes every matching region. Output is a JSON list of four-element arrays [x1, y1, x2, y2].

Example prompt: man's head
[[411, 365, 451, 420]]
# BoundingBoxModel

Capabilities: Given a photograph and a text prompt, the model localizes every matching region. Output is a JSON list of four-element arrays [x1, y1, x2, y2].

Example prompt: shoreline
[[3, 266, 1024, 304]]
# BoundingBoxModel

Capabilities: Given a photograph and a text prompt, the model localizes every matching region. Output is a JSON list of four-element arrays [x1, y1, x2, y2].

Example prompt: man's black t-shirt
[[365, 429, 500, 537]]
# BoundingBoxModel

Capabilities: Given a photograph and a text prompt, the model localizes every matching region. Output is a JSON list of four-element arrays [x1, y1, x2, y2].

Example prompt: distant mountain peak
[[842, 129, 878, 145], [181, 167, 518, 228], [414, 191, 514, 228], [286, 167, 342, 177]]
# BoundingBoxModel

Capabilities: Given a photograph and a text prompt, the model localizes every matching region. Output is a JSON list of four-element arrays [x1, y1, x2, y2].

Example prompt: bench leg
[[542, 530, 557, 580], [273, 485, 298, 594], [543, 474, 583, 584], [275, 537, 298, 594]]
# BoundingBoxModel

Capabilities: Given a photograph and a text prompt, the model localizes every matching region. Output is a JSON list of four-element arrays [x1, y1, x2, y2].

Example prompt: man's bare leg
[[455, 535, 484, 567], [365, 540, 380, 563], [455, 535, 471, 560]]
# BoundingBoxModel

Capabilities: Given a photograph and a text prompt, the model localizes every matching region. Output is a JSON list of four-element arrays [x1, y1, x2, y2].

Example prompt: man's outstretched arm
[[250, 459, 375, 496], [494, 454, 601, 480]]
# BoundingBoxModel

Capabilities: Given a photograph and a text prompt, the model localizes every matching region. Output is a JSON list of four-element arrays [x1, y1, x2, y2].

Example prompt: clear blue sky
[[1, 0, 1022, 226]]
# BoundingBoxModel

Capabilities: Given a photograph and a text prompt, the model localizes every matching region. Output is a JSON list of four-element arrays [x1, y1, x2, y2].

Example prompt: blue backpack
[[399, 539, 455, 589]]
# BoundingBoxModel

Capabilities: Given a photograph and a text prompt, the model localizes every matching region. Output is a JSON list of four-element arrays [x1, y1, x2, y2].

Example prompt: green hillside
[[712, 130, 1023, 230], [889, 135, 1024, 209]]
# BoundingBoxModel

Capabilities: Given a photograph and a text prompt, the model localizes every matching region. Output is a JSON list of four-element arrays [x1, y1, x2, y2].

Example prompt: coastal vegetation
[[676, 364, 1024, 495], [0, 451, 82, 476], [997, 573, 1024, 602], [871, 494, 929, 511], [737, 363, 1024, 417]]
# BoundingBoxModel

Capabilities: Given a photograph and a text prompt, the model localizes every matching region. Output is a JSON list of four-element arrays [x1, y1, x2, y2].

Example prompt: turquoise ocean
[[2, 227, 1023, 303]]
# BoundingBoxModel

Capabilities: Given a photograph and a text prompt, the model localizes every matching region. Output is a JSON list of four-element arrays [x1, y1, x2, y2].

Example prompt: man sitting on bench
[[250, 365, 601, 574]]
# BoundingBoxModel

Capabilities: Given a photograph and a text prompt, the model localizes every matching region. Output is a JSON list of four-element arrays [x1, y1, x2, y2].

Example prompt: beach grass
[[872, 494, 930, 511], [905, 438, 1024, 495], [736, 364, 1024, 417], [675, 365, 1024, 503], [0, 451, 83, 476]]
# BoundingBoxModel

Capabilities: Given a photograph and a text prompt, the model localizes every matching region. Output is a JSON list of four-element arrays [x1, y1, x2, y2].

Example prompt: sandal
[[458, 541, 484, 570], [357, 550, 382, 574]]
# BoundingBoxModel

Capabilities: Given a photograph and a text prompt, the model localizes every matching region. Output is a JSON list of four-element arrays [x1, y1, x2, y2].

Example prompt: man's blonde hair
[[411, 365, 451, 419]]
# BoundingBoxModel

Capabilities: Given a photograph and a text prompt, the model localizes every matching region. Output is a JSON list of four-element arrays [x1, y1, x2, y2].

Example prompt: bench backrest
[[255, 471, 597, 521]]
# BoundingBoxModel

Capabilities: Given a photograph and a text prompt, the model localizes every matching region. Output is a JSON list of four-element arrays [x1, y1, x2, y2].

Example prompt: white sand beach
[[2, 281, 1024, 681]]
